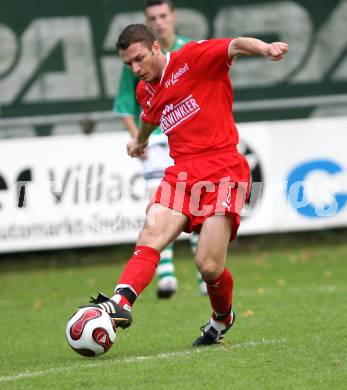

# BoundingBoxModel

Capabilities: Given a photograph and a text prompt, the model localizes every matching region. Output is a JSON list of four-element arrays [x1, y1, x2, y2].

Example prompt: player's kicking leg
[[192, 215, 236, 346], [82, 204, 188, 328]]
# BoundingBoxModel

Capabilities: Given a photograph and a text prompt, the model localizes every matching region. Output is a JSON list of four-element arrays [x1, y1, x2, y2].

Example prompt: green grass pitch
[[0, 231, 346, 389]]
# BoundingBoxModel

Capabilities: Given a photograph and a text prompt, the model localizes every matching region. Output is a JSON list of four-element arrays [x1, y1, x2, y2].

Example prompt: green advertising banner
[[0, 0, 346, 123]]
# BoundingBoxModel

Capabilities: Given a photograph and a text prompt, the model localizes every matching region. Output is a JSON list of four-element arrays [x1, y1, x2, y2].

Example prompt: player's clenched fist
[[262, 42, 288, 61], [127, 139, 148, 158]]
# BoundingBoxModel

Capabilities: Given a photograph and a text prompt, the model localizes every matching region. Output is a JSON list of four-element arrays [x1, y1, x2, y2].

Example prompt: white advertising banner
[[0, 116, 346, 253], [238, 116, 347, 235], [0, 133, 146, 252]]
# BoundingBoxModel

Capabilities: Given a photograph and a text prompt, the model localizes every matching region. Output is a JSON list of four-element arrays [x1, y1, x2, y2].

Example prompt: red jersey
[[136, 39, 239, 161]]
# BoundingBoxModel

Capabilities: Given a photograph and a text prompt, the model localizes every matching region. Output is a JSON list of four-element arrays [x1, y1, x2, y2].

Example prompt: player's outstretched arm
[[127, 121, 157, 158], [229, 37, 288, 61]]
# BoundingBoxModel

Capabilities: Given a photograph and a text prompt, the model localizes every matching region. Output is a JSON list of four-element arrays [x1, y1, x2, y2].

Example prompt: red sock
[[112, 294, 132, 309], [116, 245, 161, 298], [206, 268, 233, 323]]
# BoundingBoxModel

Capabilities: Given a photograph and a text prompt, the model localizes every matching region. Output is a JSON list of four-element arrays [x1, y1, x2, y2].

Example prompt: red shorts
[[151, 149, 250, 241]]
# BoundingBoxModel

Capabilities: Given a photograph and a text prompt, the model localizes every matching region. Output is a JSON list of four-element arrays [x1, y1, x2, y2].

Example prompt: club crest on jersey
[[165, 63, 189, 88], [160, 95, 200, 134]]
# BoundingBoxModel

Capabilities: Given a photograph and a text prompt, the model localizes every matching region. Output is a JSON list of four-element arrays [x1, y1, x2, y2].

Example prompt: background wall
[[0, 0, 346, 124]]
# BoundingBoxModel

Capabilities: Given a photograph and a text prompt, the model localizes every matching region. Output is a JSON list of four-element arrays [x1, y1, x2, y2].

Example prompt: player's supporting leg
[[189, 232, 207, 295], [192, 215, 236, 346], [87, 205, 188, 328], [156, 243, 178, 298]]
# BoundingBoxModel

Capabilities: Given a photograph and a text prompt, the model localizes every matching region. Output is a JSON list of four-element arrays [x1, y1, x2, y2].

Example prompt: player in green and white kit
[[114, 0, 206, 298]]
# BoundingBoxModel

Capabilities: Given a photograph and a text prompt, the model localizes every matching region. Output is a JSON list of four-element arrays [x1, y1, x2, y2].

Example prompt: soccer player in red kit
[[85, 24, 288, 345]]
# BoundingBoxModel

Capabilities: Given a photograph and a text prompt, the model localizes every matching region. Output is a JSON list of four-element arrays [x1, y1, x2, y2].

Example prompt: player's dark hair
[[145, 0, 174, 11], [116, 24, 156, 52]]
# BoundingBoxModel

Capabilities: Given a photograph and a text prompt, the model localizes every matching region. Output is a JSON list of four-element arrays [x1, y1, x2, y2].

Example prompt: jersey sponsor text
[[160, 95, 200, 134], [165, 63, 189, 88]]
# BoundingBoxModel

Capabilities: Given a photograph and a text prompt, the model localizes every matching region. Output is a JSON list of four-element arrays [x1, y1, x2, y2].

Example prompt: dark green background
[[0, 0, 345, 124]]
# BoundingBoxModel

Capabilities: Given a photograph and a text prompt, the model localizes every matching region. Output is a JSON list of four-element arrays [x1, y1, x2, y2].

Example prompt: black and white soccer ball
[[66, 307, 116, 357]]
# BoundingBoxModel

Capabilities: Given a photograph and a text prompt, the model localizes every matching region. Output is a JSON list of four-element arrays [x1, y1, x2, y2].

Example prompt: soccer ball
[[66, 307, 116, 357]]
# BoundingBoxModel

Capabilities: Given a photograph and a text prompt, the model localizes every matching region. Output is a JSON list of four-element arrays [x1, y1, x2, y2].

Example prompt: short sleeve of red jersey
[[182, 38, 234, 79], [135, 80, 160, 125]]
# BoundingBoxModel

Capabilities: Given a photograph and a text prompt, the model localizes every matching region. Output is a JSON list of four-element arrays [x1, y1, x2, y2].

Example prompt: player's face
[[120, 41, 162, 83], [145, 4, 176, 41]]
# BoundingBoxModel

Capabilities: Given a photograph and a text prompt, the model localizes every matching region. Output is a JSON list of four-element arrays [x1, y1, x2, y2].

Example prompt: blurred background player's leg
[[143, 141, 177, 298], [156, 242, 177, 298]]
